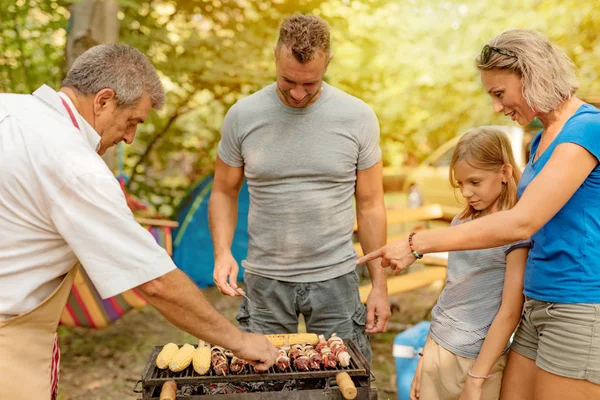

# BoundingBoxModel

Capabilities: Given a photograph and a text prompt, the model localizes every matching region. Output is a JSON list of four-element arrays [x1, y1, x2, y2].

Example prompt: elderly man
[[209, 14, 390, 363], [0, 44, 277, 400]]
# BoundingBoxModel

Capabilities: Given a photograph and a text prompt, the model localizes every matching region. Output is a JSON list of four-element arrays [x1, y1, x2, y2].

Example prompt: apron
[[0, 265, 79, 400], [0, 95, 83, 399]]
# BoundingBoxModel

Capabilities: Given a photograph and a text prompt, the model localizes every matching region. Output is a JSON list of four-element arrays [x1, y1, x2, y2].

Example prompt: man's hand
[[357, 239, 416, 274], [213, 251, 243, 297], [410, 356, 423, 400], [232, 332, 278, 371], [459, 377, 484, 400], [365, 287, 391, 333]]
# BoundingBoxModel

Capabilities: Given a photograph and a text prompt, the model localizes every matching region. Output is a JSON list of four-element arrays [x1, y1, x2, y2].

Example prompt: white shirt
[[0, 85, 176, 320]]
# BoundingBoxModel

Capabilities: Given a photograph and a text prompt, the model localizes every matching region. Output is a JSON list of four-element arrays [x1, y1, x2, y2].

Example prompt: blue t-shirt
[[517, 104, 600, 303]]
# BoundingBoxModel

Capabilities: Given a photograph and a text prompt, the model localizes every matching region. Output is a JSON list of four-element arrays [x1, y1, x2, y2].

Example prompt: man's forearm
[[208, 191, 239, 256], [357, 205, 387, 289], [137, 269, 245, 351]]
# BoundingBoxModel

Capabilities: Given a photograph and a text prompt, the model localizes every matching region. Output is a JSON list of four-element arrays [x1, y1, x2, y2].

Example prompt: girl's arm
[[467, 247, 528, 384], [358, 143, 597, 271]]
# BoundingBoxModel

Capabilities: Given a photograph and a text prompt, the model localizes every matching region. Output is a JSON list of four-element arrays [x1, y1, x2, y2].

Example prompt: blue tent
[[172, 176, 250, 288]]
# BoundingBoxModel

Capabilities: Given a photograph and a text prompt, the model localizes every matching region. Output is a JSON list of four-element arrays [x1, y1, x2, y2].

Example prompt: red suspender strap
[[60, 97, 80, 129]]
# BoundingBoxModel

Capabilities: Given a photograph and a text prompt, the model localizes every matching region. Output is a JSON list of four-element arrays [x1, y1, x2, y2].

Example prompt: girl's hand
[[458, 377, 484, 400], [410, 356, 424, 400]]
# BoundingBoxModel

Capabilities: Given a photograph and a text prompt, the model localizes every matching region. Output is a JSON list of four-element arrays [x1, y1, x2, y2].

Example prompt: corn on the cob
[[192, 341, 211, 375], [265, 333, 319, 346], [169, 343, 195, 372], [156, 343, 179, 369]]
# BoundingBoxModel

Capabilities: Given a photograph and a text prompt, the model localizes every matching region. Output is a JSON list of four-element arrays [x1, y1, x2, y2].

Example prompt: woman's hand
[[357, 239, 416, 274], [410, 356, 424, 400]]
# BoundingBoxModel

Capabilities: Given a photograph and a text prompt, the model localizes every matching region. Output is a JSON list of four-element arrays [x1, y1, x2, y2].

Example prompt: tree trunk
[[65, 0, 119, 173]]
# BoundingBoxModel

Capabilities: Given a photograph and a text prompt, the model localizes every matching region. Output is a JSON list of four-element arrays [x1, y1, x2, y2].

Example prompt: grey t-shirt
[[429, 215, 531, 359], [217, 82, 381, 282]]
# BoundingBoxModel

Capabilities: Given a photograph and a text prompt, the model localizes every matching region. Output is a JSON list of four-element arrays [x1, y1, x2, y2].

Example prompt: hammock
[[59, 221, 174, 329]]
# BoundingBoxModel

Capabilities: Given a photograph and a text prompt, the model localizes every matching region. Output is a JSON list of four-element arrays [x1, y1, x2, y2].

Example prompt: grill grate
[[140, 338, 370, 388]]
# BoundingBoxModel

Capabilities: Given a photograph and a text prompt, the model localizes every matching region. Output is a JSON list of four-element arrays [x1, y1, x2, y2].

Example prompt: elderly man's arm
[[137, 268, 277, 369]]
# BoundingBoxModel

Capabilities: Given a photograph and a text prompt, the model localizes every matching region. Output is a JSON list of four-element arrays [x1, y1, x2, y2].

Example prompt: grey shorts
[[511, 296, 600, 384], [236, 270, 371, 363]]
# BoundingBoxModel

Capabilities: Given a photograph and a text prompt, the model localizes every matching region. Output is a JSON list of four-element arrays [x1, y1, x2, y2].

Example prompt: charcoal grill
[[134, 338, 377, 399]]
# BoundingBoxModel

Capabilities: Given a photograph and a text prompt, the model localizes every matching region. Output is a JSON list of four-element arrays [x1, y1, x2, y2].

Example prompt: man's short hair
[[62, 44, 165, 109], [276, 14, 330, 63]]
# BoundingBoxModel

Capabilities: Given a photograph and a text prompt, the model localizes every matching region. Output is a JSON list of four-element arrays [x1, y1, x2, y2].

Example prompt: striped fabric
[[59, 225, 173, 328], [50, 334, 60, 400], [429, 216, 531, 359]]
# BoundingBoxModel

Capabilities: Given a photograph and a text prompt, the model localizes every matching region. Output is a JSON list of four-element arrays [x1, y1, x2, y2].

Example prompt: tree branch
[[126, 91, 195, 188]]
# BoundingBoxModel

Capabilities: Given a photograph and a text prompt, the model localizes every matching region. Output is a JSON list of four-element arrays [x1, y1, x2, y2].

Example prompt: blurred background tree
[[1, 0, 599, 216]]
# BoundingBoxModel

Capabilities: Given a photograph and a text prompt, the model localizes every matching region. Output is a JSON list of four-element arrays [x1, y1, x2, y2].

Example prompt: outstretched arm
[[137, 268, 278, 370], [358, 143, 597, 271]]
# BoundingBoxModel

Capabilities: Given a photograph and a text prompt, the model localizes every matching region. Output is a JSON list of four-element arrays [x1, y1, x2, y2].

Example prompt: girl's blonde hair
[[449, 127, 521, 219], [476, 29, 578, 113]]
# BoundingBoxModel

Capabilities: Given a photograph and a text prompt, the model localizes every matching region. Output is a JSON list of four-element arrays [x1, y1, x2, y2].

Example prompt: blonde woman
[[360, 29, 600, 400], [410, 128, 530, 400]]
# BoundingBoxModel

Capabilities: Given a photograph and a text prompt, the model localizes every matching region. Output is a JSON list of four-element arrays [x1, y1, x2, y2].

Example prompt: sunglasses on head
[[480, 44, 517, 64]]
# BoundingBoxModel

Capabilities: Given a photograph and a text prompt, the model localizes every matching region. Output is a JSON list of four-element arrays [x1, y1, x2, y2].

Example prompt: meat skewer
[[276, 348, 290, 371], [288, 344, 303, 362], [211, 346, 229, 376], [230, 356, 247, 374], [303, 344, 323, 370], [320, 345, 338, 369], [291, 345, 310, 371], [327, 333, 351, 367], [315, 334, 327, 353]]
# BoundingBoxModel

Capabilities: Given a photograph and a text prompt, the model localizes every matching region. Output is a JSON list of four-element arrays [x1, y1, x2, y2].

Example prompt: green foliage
[[1, 0, 599, 215]]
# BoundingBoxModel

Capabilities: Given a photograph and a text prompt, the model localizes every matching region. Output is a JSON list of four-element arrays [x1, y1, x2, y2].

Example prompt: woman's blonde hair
[[449, 127, 521, 219], [476, 29, 578, 113]]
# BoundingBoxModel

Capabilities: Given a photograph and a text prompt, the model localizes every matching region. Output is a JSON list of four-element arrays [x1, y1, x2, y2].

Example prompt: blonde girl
[[410, 127, 530, 400]]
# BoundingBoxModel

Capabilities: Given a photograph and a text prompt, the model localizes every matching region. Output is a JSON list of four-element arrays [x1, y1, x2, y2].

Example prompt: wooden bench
[[358, 267, 446, 303], [353, 204, 459, 231]]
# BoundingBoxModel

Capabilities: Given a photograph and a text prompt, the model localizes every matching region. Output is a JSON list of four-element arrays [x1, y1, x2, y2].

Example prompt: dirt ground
[[57, 281, 443, 400]]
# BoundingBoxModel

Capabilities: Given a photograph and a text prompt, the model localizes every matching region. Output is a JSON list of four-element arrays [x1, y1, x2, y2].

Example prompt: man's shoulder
[[1, 93, 65, 126], [324, 83, 376, 117], [0, 93, 35, 115], [232, 83, 276, 113]]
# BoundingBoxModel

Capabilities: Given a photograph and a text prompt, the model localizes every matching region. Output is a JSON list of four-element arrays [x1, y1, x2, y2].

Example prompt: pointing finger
[[356, 248, 384, 265]]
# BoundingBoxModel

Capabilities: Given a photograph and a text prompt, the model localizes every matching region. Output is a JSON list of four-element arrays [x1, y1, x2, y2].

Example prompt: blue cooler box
[[393, 321, 431, 400]]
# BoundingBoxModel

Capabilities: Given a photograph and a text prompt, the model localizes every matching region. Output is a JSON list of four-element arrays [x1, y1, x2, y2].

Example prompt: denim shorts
[[236, 270, 371, 363], [511, 296, 600, 384]]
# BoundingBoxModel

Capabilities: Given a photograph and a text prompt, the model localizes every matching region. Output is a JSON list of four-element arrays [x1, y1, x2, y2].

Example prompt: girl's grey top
[[429, 215, 531, 359]]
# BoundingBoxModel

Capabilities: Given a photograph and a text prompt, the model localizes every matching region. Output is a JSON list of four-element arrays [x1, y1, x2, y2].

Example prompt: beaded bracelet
[[408, 232, 423, 259], [467, 369, 495, 379]]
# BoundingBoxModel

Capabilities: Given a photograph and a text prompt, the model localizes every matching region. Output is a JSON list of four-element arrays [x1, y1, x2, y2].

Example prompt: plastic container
[[393, 320, 431, 400]]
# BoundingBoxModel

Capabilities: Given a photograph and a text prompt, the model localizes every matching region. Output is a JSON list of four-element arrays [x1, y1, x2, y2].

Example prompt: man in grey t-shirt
[[208, 14, 389, 361]]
